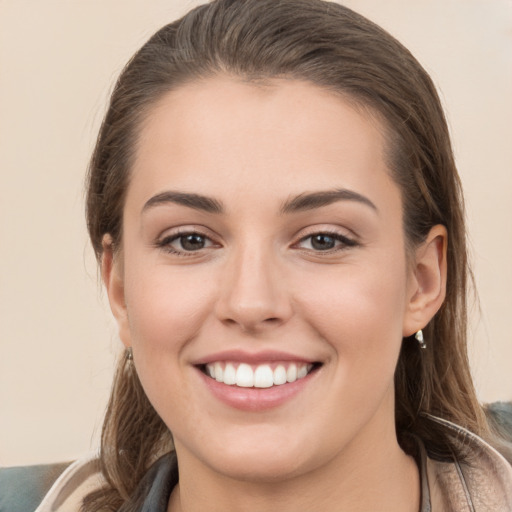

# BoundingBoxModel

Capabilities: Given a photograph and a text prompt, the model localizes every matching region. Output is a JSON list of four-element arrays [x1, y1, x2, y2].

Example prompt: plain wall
[[1, 0, 511, 466]]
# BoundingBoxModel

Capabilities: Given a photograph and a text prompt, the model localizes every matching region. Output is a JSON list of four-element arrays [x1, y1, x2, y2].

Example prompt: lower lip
[[197, 368, 316, 412]]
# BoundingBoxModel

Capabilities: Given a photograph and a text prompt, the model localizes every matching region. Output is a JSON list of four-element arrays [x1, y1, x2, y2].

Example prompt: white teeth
[[297, 364, 308, 379], [214, 362, 223, 382], [286, 364, 297, 383], [204, 362, 314, 387], [254, 365, 274, 388], [273, 365, 287, 385], [236, 363, 254, 387], [223, 363, 236, 385]]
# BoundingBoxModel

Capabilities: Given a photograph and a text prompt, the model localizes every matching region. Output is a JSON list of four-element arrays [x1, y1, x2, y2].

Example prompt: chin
[[198, 429, 325, 483], [211, 452, 309, 483]]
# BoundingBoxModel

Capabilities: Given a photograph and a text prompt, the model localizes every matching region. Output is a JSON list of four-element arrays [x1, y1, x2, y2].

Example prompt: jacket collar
[[422, 414, 512, 511]]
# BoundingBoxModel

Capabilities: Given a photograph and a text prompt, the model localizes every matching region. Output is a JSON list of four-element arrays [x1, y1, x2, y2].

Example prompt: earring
[[415, 330, 426, 349], [126, 347, 133, 361]]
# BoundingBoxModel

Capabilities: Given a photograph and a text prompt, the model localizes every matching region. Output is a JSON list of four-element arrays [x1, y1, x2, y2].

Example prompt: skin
[[103, 77, 447, 511]]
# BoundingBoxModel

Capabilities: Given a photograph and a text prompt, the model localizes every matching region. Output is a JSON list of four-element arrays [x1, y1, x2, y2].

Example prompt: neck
[[168, 416, 420, 512]]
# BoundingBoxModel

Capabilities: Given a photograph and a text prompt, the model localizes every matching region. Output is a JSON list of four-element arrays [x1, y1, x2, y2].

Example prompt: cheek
[[123, 259, 216, 354], [292, 254, 409, 374], [298, 258, 407, 332], [122, 263, 218, 422]]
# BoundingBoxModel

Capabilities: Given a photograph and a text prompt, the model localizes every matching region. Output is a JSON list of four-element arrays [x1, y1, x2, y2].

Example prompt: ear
[[101, 234, 131, 349], [402, 225, 448, 337]]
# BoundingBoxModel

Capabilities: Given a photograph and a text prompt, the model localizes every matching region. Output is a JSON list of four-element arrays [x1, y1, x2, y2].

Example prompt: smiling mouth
[[200, 361, 321, 388]]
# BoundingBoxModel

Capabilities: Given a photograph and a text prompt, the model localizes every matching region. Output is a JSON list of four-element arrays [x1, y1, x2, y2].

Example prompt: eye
[[157, 231, 215, 254], [297, 232, 357, 252]]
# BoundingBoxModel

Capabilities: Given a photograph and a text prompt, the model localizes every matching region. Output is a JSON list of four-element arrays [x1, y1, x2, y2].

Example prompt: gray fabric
[[486, 401, 512, 440], [119, 452, 178, 512], [0, 462, 71, 512]]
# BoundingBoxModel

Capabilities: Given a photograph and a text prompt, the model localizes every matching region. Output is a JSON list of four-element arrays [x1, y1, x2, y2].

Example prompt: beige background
[[0, 0, 511, 466]]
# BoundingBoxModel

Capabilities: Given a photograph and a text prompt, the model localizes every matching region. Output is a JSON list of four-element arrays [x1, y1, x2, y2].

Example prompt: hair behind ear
[[82, 355, 173, 511]]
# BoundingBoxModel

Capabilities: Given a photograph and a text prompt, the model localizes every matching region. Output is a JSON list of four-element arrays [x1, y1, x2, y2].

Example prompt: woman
[[34, 0, 512, 510]]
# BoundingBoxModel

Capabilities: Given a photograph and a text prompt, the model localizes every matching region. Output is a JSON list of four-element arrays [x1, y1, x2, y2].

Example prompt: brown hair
[[84, 0, 492, 509]]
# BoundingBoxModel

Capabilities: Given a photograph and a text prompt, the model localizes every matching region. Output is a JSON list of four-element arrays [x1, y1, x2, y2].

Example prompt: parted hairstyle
[[84, 0, 496, 510]]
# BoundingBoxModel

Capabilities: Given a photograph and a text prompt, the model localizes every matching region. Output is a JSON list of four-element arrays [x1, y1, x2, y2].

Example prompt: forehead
[[129, 76, 397, 212]]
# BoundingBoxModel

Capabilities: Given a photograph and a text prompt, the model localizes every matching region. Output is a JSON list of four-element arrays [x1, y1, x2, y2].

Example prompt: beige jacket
[[422, 415, 512, 511], [35, 417, 512, 512]]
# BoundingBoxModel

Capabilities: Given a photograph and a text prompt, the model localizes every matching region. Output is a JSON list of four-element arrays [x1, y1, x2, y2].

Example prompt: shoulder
[[425, 413, 512, 511], [0, 455, 104, 512]]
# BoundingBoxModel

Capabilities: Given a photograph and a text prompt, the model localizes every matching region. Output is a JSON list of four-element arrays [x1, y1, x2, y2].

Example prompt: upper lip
[[192, 349, 319, 366]]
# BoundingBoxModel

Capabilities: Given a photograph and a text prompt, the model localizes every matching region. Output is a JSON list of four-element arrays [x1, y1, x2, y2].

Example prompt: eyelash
[[155, 228, 358, 257], [294, 230, 358, 253], [156, 229, 216, 256]]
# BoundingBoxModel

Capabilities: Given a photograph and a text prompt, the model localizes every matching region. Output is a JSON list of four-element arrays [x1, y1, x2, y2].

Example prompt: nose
[[215, 245, 293, 333]]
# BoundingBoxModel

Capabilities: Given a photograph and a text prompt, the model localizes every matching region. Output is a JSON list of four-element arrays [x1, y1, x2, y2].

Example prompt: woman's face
[[106, 77, 434, 482]]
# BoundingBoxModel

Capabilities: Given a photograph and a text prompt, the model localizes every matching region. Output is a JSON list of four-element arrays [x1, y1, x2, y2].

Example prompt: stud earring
[[415, 330, 426, 349]]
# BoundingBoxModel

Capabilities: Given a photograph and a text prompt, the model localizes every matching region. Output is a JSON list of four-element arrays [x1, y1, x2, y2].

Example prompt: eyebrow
[[142, 191, 224, 214], [141, 188, 377, 216], [280, 189, 378, 214]]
